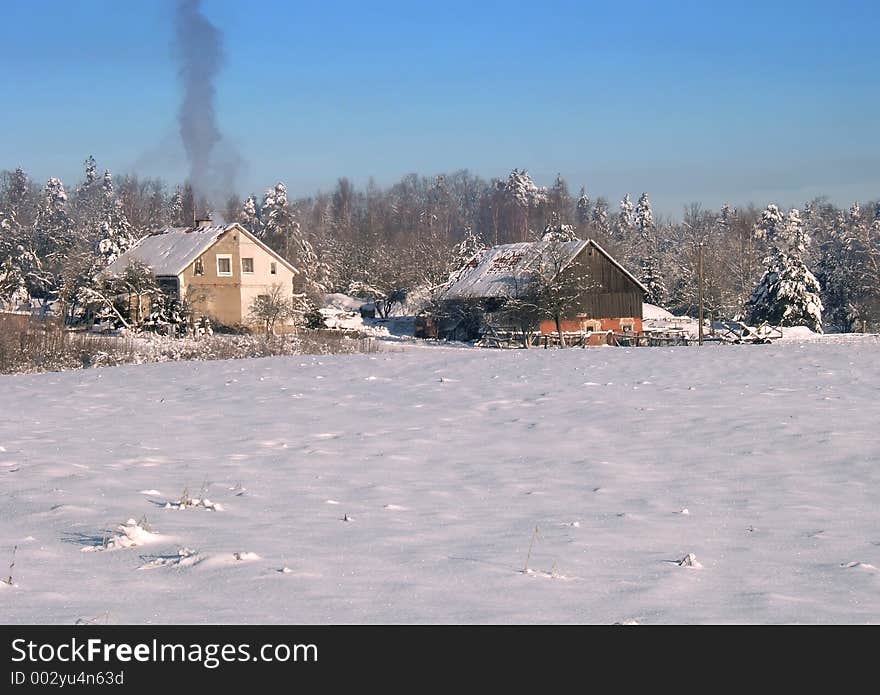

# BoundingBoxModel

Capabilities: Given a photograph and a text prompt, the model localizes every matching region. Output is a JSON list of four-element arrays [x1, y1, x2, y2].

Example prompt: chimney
[[195, 218, 213, 229]]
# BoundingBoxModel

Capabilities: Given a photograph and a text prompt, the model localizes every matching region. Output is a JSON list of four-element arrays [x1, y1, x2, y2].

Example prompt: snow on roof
[[105, 224, 231, 277], [440, 238, 646, 301], [642, 302, 676, 320]]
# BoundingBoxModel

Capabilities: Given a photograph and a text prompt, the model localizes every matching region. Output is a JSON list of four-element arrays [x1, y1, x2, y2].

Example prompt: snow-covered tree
[[541, 221, 577, 242], [0, 169, 38, 306], [72, 155, 102, 228], [32, 177, 76, 297], [238, 195, 260, 235], [547, 174, 572, 223], [444, 227, 486, 285], [261, 181, 327, 299], [591, 198, 609, 236], [94, 171, 135, 266], [574, 187, 591, 237], [635, 192, 654, 242], [503, 169, 547, 241], [748, 206, 823, 331], [616, 193, 635, 237], [167, 187, 184, 226], [261, 182, 298, 248], [639, 255, 668, 308]]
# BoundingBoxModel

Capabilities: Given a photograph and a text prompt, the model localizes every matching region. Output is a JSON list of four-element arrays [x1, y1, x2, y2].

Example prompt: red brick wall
[[539, 317, 643, 335]]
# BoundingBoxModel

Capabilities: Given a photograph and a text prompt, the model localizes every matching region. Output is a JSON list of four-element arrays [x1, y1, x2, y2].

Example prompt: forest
[[1, 157, 878, 333]]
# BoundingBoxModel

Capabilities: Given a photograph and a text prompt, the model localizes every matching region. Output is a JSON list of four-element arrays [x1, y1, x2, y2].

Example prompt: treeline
[[1, 158, 878, 331]]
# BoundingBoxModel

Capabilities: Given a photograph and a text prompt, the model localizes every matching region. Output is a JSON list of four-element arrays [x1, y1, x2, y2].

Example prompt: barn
[[429, 237, 647, 344]]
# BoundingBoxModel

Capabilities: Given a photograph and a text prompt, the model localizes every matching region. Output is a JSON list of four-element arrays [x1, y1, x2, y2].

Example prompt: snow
[[642, 303, 675, 320], [440, 239, 588, 300], [105, 225, 229, 277], [2, 337, 880, 623]]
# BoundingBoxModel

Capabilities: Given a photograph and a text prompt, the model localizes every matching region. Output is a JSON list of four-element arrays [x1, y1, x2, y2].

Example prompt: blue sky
[[1, 0, 878, 217]]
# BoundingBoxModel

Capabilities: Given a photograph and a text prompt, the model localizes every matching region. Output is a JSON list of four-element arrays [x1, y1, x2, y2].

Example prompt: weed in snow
[[138, 548, 202, 570], [232, 552, 260, 562], [673, 553, 702, 569], [74, 613, 112, 625], [81, 518, 160, 552], [164, 485, 223, 511], [0, 545, 17, 586]]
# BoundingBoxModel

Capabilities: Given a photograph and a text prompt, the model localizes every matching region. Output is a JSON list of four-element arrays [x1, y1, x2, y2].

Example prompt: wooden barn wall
[[562, 246, 643, 319]]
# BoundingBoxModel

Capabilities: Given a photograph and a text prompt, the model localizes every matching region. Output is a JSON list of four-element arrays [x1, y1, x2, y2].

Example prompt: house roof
[[104, 223, 297, 278], [439, 238, 647, 301]]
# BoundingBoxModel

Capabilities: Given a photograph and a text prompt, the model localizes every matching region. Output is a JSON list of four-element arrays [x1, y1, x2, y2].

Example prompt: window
[[193, 258, 204, 276], [270, 262, 277, 275], [242, 257, 254, 274], [216, 254, 232, 276]]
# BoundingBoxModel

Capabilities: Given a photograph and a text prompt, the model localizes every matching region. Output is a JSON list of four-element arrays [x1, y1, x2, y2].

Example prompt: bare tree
[[248, 283, 296, 335]]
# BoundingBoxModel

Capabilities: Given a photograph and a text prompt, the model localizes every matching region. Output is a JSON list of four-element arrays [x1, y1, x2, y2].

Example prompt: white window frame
[[216, 254, 233, 277], [241, 257, 254, 274]]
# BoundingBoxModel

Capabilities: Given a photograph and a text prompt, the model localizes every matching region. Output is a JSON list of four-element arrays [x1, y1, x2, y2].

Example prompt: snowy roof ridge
[[440, 237, 645, 301], [105, 224, 232, 277]]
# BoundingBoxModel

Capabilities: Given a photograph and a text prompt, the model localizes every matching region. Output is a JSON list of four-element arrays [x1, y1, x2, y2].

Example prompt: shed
[[435, 237, 647, 341]]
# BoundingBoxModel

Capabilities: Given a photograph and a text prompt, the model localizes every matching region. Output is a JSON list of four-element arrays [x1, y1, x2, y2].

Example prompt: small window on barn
[[193, 258, 204, 276], [242, 257, 254, 274], [216, 254, 233, 277], [270, 262, 277, 275]]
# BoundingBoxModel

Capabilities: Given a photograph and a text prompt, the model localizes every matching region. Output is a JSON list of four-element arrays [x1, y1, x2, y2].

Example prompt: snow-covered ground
[[2, 335, 880, 624]]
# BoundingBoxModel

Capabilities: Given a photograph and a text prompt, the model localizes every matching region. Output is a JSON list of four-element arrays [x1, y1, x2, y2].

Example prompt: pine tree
[[168, 187, 184, 226], [32, 177, 75, 297], [575, 188, 591, 237], [639, 255, 668, 307], [238, 195, 260, 235], [748, 206, 823, 331], [635, 192, 654, 242], [541, 221, 577, 242], [0, 169, 37, 306], [589, 198, 609, 240], [261, 182, 298, 251], [616, 193, 635, 237], [547, 174, 571, 224], [95, 171, 135, 266]]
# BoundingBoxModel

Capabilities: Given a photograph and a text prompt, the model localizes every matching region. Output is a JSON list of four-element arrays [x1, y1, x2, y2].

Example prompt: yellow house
[[105, 221, 298, 329]]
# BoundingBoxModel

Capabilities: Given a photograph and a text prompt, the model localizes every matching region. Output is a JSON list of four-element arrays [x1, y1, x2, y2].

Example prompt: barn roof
[[104, 223, 297, 278], [439, 238, 647, 301]]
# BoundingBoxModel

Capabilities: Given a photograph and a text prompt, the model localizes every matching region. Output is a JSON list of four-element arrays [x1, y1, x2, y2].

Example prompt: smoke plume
[[173, 0, 240, 207]]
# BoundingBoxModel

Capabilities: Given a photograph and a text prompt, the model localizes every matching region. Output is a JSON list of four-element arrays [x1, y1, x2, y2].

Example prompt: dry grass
[[0, 315, 378, 375]]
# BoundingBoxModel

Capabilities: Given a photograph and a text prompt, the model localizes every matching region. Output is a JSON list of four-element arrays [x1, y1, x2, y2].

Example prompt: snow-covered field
[[2, 336, 880, 624]]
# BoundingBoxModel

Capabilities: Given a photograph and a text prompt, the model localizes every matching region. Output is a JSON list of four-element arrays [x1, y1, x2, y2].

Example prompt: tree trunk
[[555, 314, 565, 348]]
